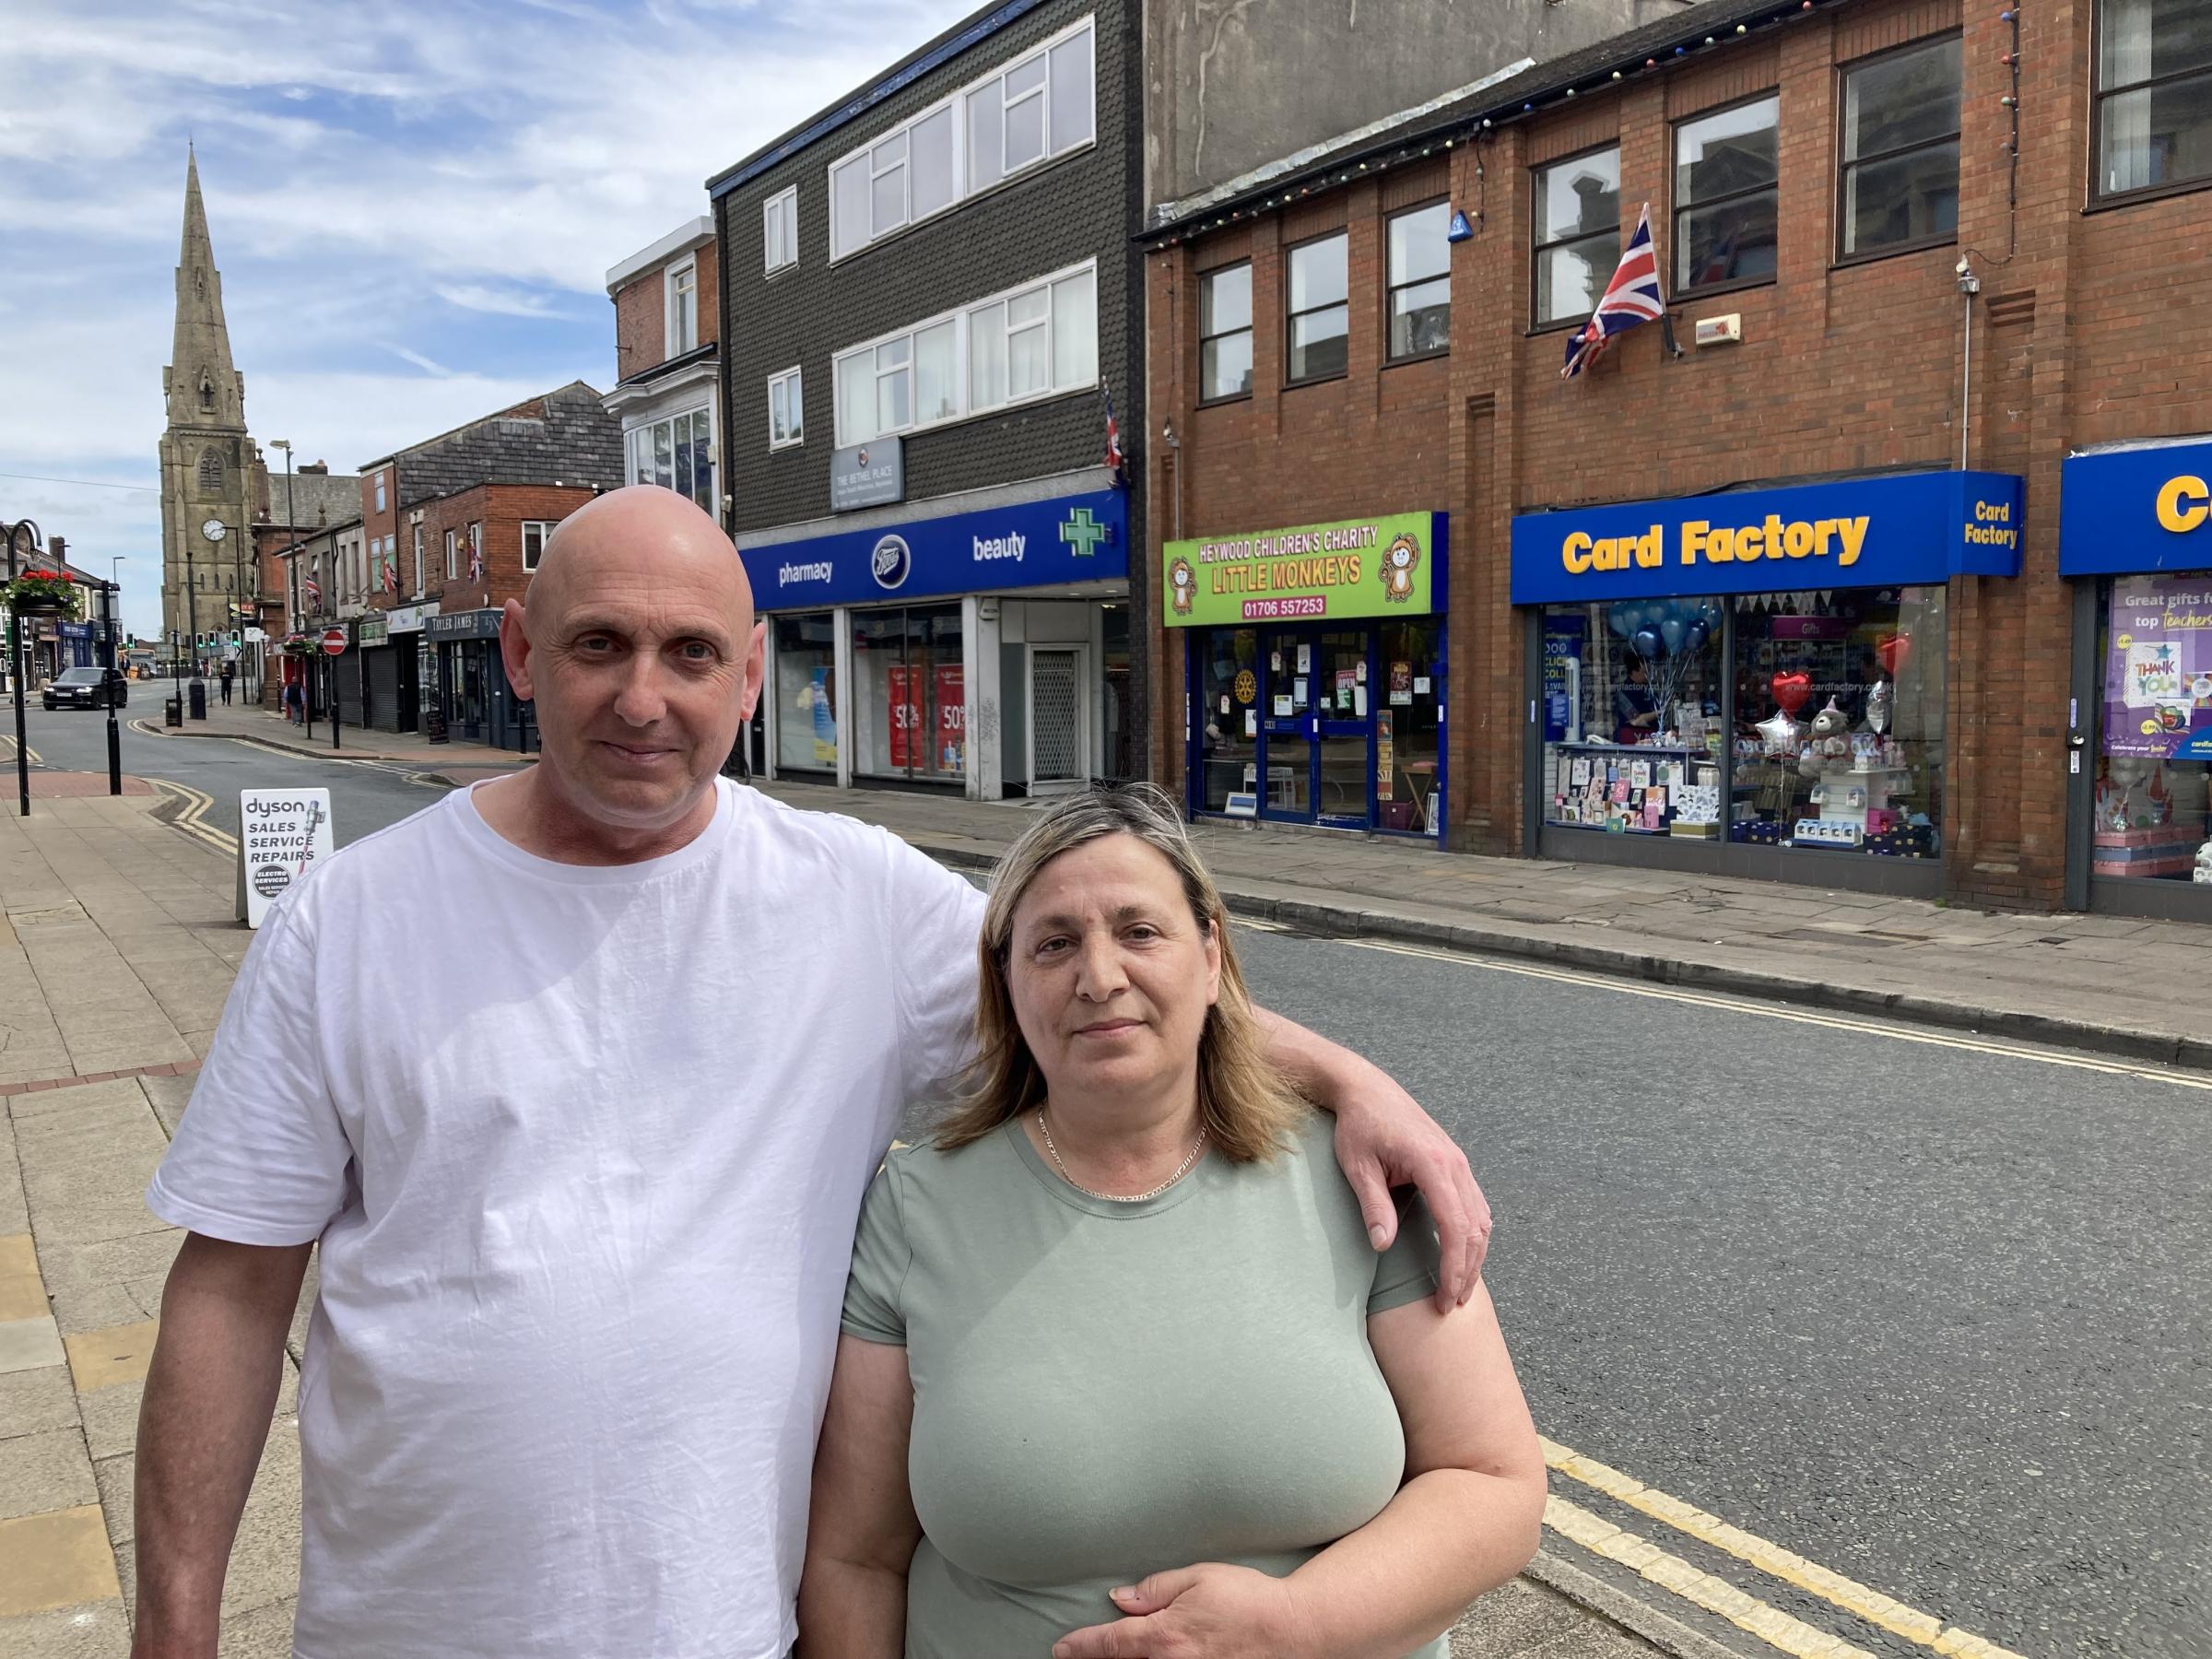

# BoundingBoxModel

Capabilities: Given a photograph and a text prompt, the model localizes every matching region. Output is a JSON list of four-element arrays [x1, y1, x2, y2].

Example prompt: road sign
[[237, 788, 335, 928], [321, 627, 347, 656]]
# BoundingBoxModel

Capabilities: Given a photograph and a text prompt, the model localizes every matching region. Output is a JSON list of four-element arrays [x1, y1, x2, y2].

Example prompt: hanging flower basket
[[5, 570, 76, 615], [278, 633, 318, 658]]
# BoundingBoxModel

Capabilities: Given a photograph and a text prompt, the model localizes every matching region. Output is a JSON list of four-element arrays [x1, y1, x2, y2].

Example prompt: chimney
[[300, 462, 329, 476], [47, 535, 65, 564]]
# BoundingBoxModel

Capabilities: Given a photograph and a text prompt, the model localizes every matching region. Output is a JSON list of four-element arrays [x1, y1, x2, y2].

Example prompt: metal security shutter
[[1031, 648, 1083, 784]]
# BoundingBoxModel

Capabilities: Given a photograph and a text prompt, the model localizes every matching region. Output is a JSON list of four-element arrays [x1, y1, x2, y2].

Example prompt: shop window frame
[[1529, 141, 1623, 335], [1671, 91, 1783, 301], [1283, 229, 1351, 391], [1832, 33, 1963, 268], [1383, 197, 1453, 366], [1196, 260, 1254, 406], [2088, 0, 2212, 209]]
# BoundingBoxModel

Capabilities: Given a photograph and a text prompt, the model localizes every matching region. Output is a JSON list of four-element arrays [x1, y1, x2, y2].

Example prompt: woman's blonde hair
[[932, 782, 1306, 1161]]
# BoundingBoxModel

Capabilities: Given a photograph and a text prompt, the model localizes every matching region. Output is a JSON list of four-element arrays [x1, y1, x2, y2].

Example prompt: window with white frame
[[667, 259, 699, 354], [833, 261, 1096, 446], [829, 16, 1094, 261], [411, 524, 424, 594], [521, 521, 555, 572], [444, 528, 458, 581], [373, 472, 387, 513], [768, 368, 805, 450], [764, 187, 798, 273], [627, 408, 716, 512], [468, 522, 482, 579]]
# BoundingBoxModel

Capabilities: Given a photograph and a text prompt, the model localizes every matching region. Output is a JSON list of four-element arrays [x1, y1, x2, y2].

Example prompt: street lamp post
[[103, 557, 126, 796], [273, 440, 297, 716], [1, 516, 44, 818]]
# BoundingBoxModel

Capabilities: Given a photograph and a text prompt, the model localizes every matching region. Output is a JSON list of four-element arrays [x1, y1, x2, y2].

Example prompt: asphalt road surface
[[1233, 924, 2207, 1659], [11, 701, 454, 845], [15, 705, 2203, 1657]]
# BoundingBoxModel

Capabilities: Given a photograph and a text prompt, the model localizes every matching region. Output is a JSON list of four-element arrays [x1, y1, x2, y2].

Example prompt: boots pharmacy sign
[[1163, 511, 1443, 627], [237, 788, 336, 928]]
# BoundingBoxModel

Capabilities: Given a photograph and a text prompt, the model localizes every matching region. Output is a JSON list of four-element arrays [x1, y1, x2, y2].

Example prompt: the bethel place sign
[[1162, 511, 1443, 627]]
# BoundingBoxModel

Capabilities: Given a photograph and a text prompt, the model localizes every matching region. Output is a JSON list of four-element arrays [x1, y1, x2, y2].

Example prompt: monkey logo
[[1169, 557, 1196, 616], [1380, 534, 1420, 604]]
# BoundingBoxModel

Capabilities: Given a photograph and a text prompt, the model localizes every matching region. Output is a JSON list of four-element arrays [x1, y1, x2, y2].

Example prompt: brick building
[[605, 218, 722, 521], [253, 459, 358, 707], [1143, 0, 2212, 921], [710, 0, 1143, 799], [347, 384, 622, 746]]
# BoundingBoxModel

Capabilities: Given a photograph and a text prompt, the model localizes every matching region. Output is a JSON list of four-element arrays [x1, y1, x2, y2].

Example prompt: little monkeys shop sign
[[1162, 512, 1442, 627]]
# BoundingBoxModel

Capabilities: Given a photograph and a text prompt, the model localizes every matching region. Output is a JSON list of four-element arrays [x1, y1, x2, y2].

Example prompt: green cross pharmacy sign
[[1060, 507, 1110, 557]]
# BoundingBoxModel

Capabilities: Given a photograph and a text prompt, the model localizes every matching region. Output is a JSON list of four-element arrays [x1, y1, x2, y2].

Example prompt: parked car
[[41, 666, 127, 711]]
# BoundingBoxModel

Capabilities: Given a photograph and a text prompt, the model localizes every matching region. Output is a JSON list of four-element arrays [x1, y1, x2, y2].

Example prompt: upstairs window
[[667, 260, 699, 354], [1535, 147, 1620, 327], [1840, 37, 1961, 257], [1286, 232, 1348, 385], [373, 471, 388, 514], [1386, 201, 1452, 360], [2096, 0, 2212, 197], [769, 367, 805, 450], [197, 449, 224, 493], [764, 187, 798, 273], [1674, 96, 1780, 293], [1198, 263, 1253, 401], [522, 521, 554, 572], [830, 17, 1094, 261], [444, 528, 458, 581]]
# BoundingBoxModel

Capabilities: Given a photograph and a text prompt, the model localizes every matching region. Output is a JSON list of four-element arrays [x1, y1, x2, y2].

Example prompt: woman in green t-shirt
[[800, 785, 1545, 1659]]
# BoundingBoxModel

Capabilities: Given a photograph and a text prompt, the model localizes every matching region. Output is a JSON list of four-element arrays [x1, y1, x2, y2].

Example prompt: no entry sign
[[237, 788, 335, 927], [322, 627, 347, 655]]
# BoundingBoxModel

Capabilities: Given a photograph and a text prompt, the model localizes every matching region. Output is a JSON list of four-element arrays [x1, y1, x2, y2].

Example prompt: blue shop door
[[1257, 626, 1377, 828]]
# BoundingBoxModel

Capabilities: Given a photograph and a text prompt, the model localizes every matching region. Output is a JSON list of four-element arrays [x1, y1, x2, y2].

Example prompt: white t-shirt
[[146, 778, 985, 1659]]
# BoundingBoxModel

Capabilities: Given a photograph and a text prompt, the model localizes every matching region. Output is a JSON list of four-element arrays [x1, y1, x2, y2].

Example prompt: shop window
[[774, 612, 839, 772], [1535, 147, 1620, 328], [853, 605, 965, 782], [764, 186, 798, 273], [1674, 96, 1780, 293], [1197, 629, 1261, 813], [1386, 202, 1451, 361], [2097, 0, 2212, 197], [768, 367, 804, 450], [1839, 37, 1961, 257], [1286, 232, 1348, 385], [1540, 587, 1944, 859], [2093, 572, 2212, 883], [1198, 263, 1253, 402]]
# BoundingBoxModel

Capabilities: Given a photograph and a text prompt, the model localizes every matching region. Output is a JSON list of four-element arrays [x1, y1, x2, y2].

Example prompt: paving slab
[[0, 1505, 121, 1618], [0, 1366, 79, 1441], [0, 1596, 133, 1658], [0, 1427, 99, 1521]]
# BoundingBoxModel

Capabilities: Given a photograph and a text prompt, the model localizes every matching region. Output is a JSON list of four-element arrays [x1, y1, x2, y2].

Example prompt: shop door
[[1258, 627, 1375, 827], [1030, 647, 1088, 789], [457, 644, 486, 741]]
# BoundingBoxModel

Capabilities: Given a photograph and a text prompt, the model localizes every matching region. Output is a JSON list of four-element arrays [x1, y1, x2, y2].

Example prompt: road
[[8, 701, 451, 846], [16, 706, 2205, 1658], [1234, 925, 2207, 1659]]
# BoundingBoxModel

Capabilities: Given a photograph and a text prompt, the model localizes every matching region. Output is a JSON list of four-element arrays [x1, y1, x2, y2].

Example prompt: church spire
[[165, 147, 244, 430]]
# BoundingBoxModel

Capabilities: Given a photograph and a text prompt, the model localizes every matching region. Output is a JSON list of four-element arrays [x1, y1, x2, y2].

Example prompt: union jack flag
[[467, 527, 484, 585], [302, 568, 321, 610], [1100, 380, 1124, 478], [1562, 203, 1668, 381]]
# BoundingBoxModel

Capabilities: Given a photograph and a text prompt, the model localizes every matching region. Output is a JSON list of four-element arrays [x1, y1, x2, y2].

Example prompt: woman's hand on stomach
[[1051, 1563, 1305, 1659]]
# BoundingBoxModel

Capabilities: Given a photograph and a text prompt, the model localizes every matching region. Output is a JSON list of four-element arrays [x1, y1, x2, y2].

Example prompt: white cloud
[[0, 0, 979, 641]]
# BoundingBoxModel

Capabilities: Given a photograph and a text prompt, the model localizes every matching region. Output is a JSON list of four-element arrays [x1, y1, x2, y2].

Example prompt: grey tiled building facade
[[711, 0, 1146, 798]]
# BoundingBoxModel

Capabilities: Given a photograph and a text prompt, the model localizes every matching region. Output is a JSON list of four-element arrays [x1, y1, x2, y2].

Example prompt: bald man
[[132, 488, 1488, 1659]]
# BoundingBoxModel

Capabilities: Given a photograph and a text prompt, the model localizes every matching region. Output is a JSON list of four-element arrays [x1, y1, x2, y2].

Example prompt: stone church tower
[[158, 147, 255, 654]]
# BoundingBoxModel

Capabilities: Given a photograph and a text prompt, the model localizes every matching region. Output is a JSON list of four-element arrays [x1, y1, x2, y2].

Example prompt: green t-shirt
[[838, 1110, 1447, 1659]]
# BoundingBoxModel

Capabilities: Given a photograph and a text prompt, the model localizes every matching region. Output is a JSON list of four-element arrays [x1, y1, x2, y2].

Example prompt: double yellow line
[[150, 779, 236, 857], [1541, 1438, 2021, 1658]]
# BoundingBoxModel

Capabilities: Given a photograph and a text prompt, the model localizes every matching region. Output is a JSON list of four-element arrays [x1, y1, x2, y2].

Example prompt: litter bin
[[164, 697, 182, 728], [187, 679, 207, 720]]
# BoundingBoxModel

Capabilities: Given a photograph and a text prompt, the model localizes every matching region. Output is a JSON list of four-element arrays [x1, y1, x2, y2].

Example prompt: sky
[[0, 0, 977, 640]]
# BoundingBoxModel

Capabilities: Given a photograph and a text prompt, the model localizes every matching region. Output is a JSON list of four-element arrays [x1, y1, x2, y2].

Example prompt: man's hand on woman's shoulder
[[1330, 1077, 1489, 1312]]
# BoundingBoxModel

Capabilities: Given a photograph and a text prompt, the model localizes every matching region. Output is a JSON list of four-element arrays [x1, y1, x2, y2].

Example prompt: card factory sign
[[1162, 511, 1442, 627]]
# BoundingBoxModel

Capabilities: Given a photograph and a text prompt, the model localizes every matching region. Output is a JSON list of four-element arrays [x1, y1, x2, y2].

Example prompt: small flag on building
[[1447, 208, 1474, 242], [1562, 203, 1676, 380], [382, 546, 398, 595], [303, 571, 321, 609], [1101, 380, 1124, 479], [467, 533, 484, 585]]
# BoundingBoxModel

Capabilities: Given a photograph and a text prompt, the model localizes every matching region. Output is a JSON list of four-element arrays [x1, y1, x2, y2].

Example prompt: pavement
[[0, 773, 1672, 1659]]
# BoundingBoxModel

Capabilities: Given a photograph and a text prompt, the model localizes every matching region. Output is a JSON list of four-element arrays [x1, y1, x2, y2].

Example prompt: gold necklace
[[1036, 1110, 1207, 1204]]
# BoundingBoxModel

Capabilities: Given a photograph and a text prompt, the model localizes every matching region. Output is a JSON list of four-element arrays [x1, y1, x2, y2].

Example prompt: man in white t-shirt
[[132, 486, 1490, 1659]]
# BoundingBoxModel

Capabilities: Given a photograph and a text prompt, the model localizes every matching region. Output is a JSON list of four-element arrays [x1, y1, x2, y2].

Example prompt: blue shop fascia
[[737, 474, 1131, 799], [1509, 466, 2024, 898]]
